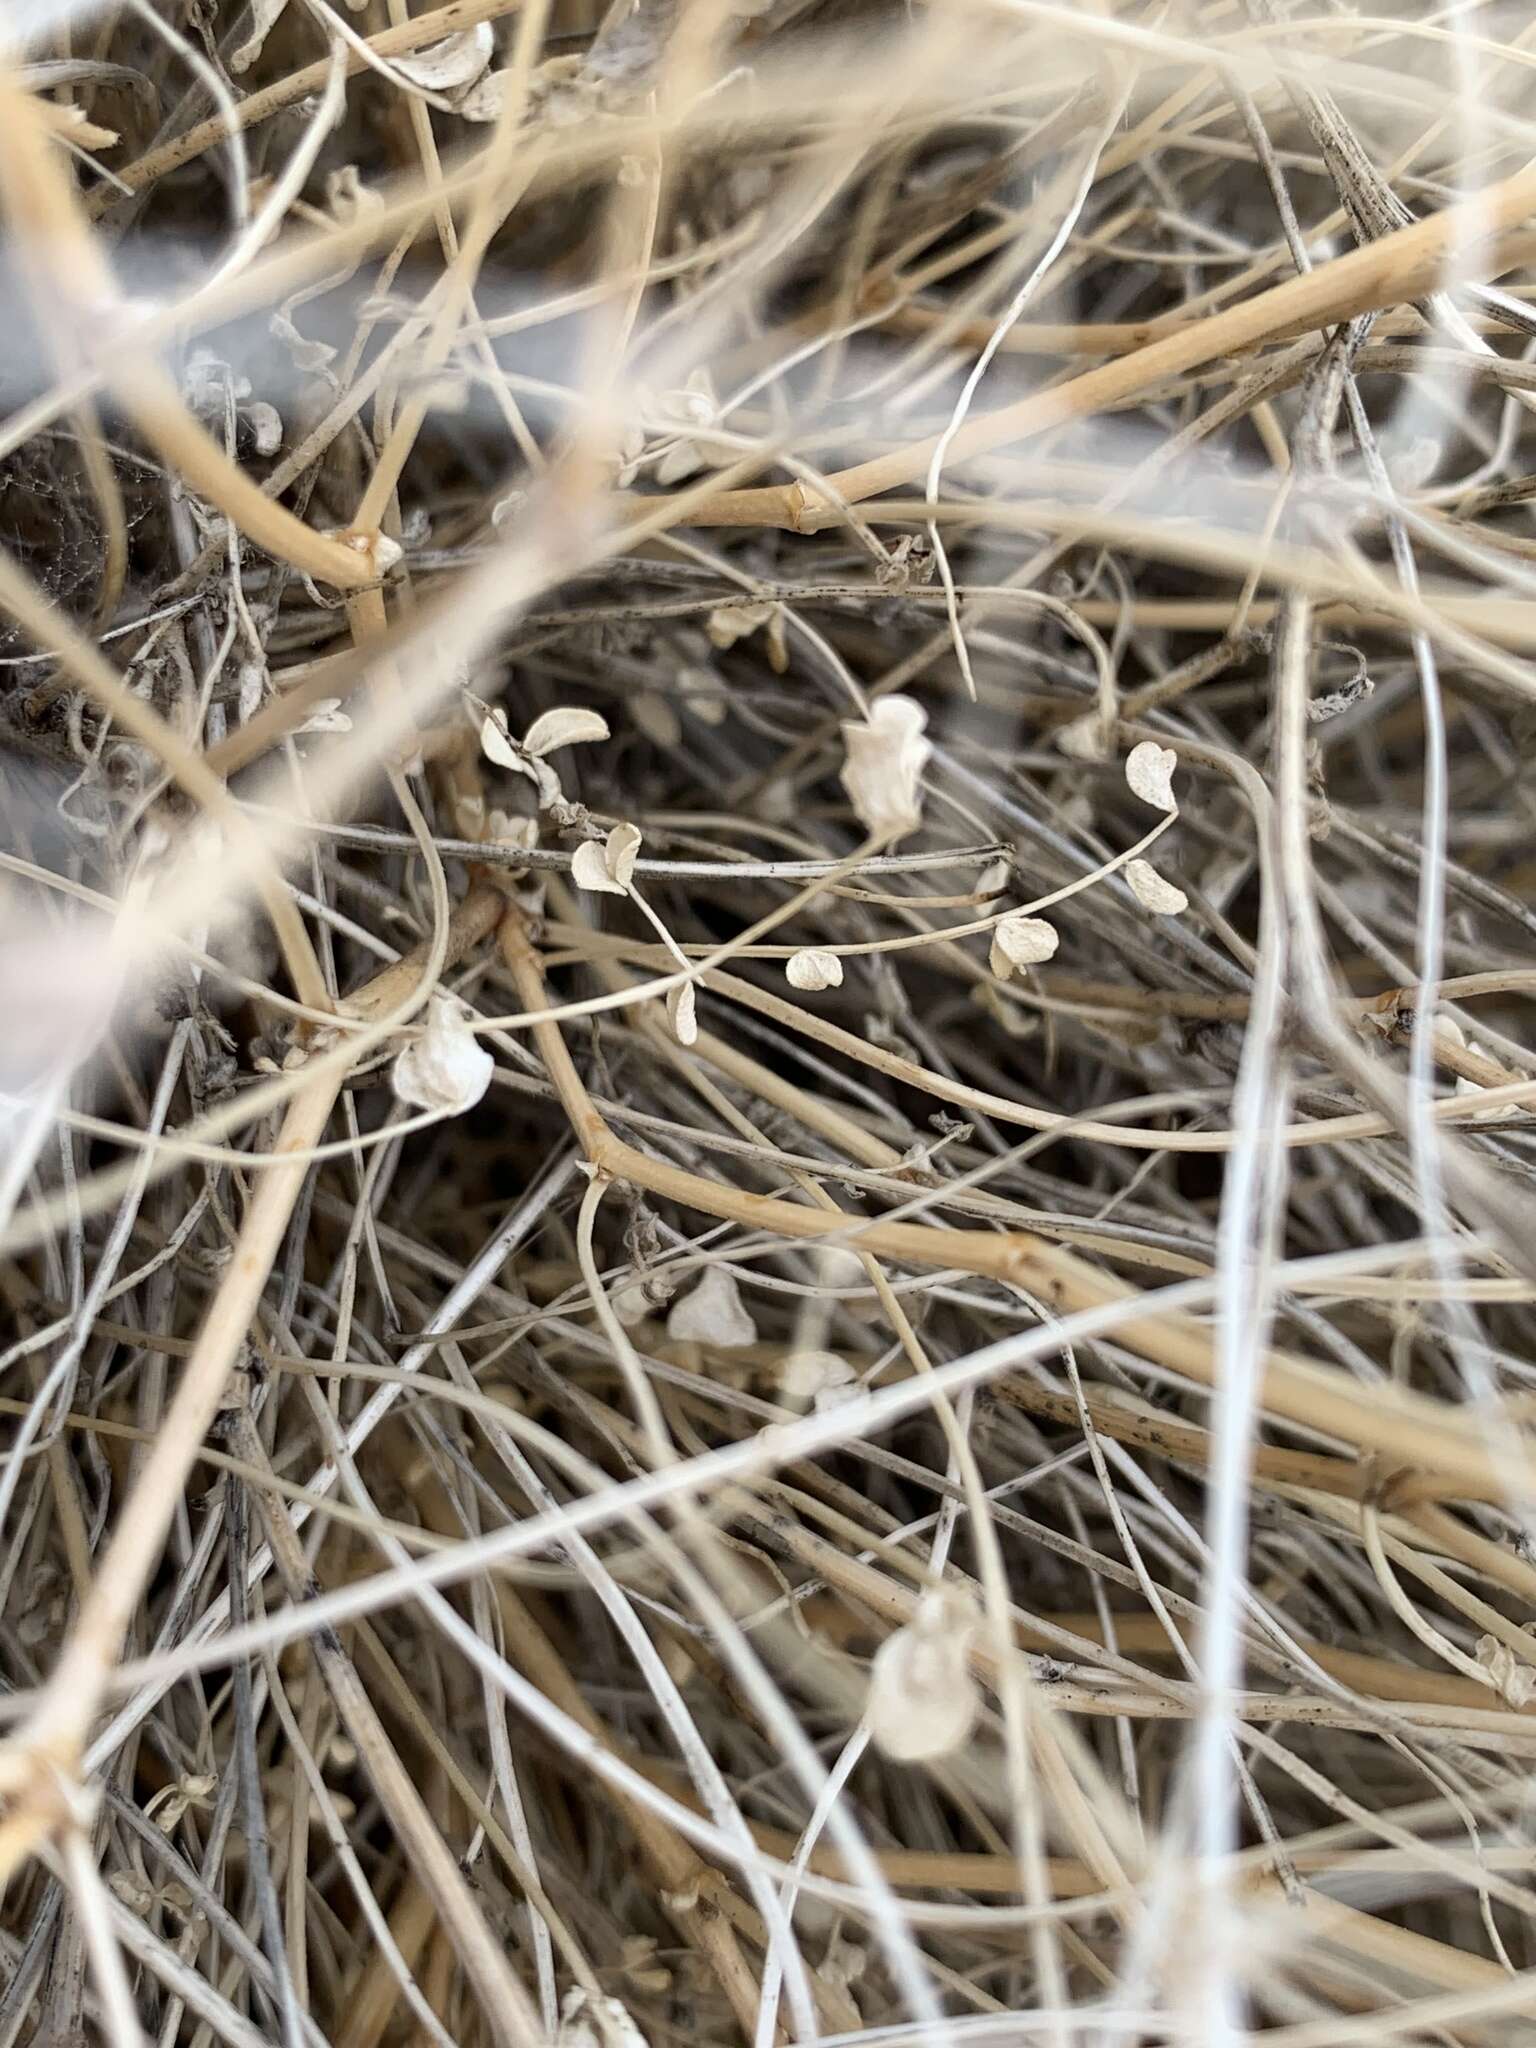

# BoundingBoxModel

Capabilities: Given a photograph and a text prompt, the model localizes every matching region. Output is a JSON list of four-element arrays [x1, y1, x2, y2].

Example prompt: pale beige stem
[[644, 165, 1536, 530], [499, 912, 1536, 1509], [0, 69, 387, 590]]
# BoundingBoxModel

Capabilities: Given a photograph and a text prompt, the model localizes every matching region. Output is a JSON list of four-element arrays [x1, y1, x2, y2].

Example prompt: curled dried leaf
[[666, 1264, 754, 1347], [633, 692, 682, 748], [523, 706, 610, 757], [989, 914, 1058, 979], [392, 993, 494, 1117], [243, 401, 283, 458], [840, 696, 931, 839], [571, 840, 622, 895], [1125, 740, 1179, 813], [607, 821, 642, 888], [707, 599, 775, 650], [1055, 711, 1109, 761], [1124, 858, 1187, 915], [232, 0, 290, 73], [1476, 1631, 1536, 1707], [571, 823, 642, 895], [479, 709, 523, 772], [786, 948, 843, 992], [666, 981, 698, 1046], [612, 1273, 672, 1327], [392, 23, 494, 92], [296, 698, 351, 736], [866, 1590, 981, 1762], [556, 1989, 649, 2048], [457, 67, 507, 120], [779, 1350, 858, 1410]]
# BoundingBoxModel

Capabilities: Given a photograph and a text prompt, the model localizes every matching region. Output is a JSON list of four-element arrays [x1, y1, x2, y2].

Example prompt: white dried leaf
[[269, 307, 335, 373], [607, 821, 642, 888], [816, 1247, 866, 1291], [392, 23, 494, 92], [1476, 1632, 1536, 1708], [571, 839, 624, 895], [667, 1264, 754, 1347], [612, 1275, 671, 1327], [988, 914, 1058, 979], [667, 981, 698, 1047], [1125, 740, 1179, 813], [1454, 1043, 1520, 1122], [977, 858, 1011, 897], [392, 993, 493, 1117], [480, 709, 523, 771], [1124, 859, 1187, 915], [786, 948, 843, 992], [371, 532, 404, 577], [456, 67, 507, 121], [296, 697, 351, 736], [679, 665, 727, 723], [326, 164, 381, 221], [654, 440, 707, 486], [556, 1989, 649, 2048], [633, 692, 682, 748], [779, 1350, 857, 1409], [866, 1591, 980, 1762], [243, 400, 283, 457], [232, 0, 290, 73], [108, 1871, 156, 1914], [523, 706, 610, 757], [707, 599, 775, 650], [1055, 711, 1109, 761], [490, 813, 538, 853], [840, 695, 931, 839], [652, 371, 715, 428]]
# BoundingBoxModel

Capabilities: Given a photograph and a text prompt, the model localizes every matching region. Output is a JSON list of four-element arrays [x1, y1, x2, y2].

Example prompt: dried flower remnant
[[666, 1263, 755, 1347], [866, 1590, 981, 1762], [786, 948, 843, 991], [391, 992, 494, 1117], [840, 695, 931, 838], [1124, 859, 1188, 915], [989, 913, 1058, 979]]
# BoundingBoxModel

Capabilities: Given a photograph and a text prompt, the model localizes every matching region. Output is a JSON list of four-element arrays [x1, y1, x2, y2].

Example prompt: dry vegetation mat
[[8, 1, 1536, 2044]]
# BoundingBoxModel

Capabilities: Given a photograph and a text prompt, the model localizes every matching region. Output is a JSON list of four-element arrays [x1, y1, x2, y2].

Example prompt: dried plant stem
[[501, 911, 1536, 1506], [0, 894, 502, 1876], [95, 0, 532, 211], [0, 70, 389, 589], [231, 1417, 548, 2048], [651, 169, 1536, 529], [0, 1073, 341, 1856]]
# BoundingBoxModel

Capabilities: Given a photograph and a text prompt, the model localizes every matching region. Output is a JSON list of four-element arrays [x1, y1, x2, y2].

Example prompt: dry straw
[[6, 4, 1536, 2047]]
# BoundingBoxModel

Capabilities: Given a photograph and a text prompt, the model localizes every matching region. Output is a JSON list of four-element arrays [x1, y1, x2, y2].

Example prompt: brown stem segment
[[633, 166, 1536, 531], [500, 909, 1536, 1507]]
